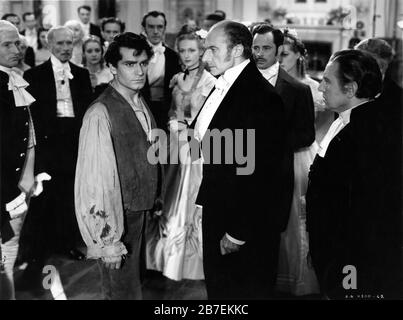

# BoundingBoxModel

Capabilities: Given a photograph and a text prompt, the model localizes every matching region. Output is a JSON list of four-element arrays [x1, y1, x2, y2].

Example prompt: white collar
[[338, 99, 371, 125], [259, 61, 280, 78], [221, 59, 250, 87], [51, 54, 70, 70], [0, 65, 13, 74], [148, 41, 163, 49]]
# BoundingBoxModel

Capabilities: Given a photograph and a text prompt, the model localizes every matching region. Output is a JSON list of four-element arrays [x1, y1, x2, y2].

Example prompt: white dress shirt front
[[318, 100, 371, 157], [194, 59, 251, 246], [50, 55, 75, 118], [258, 61, 280, 86]]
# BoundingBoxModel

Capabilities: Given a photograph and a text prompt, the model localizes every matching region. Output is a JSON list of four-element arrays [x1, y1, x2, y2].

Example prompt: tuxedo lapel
[[43, 59, 57, 115], [275, 68, 287, 93], [68, 62, 80, 116], [189, 86, 216, 129]]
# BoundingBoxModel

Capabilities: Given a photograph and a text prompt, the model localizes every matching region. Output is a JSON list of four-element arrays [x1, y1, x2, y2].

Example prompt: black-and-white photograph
[[0, 0, 402, 303]]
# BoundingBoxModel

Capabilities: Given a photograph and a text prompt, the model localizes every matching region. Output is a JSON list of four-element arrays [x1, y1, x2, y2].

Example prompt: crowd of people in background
[[0, 4, 402, 300]]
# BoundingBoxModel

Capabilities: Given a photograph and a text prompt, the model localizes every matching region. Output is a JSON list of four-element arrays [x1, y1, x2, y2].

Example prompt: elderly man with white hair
[[23, 26, 92, 263], [0, 20, 49, 300]]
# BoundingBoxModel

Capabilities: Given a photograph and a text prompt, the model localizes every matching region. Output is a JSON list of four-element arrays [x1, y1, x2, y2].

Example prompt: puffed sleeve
[[74, 103, 128, 259]]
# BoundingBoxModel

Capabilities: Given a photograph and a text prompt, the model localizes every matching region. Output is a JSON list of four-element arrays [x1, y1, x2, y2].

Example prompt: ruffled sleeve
[[74, 103, 127, 259]]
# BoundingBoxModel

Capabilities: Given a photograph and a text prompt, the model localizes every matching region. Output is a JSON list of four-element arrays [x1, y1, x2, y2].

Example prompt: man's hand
[[31, 173, 52, 197], [220, 235, 241, 255], [102, 255, 123, 270], [5, 192, 28, 219]]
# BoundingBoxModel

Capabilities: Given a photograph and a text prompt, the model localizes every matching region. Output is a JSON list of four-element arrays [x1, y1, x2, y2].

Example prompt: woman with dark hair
[[82, 36, 113, 97], [150, 25, 215, 281], [35, 27, 51, 66], [280, 29, 334, 143]]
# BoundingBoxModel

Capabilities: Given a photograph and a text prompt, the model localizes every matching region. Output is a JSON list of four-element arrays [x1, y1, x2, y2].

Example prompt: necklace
[[183, 65, 199, 80]]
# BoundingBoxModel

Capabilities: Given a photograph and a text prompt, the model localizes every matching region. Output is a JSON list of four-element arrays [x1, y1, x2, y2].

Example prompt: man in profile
[[193, 21, 286, 299], [306, 50, 399, 299]]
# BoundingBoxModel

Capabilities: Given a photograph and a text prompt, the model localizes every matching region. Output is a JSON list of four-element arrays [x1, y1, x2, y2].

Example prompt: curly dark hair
[[104, 32, 153, 68]]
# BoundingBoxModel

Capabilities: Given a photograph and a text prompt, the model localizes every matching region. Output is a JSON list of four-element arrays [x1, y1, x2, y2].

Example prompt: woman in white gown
[[275, 29, 333, 296], [147, 26, 215, 281]]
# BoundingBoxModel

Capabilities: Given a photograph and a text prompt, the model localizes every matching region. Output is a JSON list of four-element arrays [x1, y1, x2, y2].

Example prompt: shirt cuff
[[225, 233, 246, 245], [86, 241, 128, 259]]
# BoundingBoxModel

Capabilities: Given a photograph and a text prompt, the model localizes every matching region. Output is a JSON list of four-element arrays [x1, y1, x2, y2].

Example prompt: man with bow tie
[[23, 26, 92, 262], [0, 20, 50, 300], [141, 11, 181, 130], [192, 21, 287, 299]]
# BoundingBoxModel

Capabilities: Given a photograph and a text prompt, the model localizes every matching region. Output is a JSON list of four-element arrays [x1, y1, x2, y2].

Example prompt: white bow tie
[[152, 44, 165, 55], [7, 69, 36, 107], [55, 66, 74, 82], [214, 76, 230, 92]]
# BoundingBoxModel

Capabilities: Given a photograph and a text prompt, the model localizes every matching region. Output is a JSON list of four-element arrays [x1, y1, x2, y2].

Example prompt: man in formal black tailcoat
[[140, 11, 181, 130], [306, 50, 401, 299], [191, 21, 287, 299], [23, 26, 92, 261], [251, 24, 315, 230]]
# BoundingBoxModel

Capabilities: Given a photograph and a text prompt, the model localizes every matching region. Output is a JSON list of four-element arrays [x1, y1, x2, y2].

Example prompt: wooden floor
[[14, 255, 207, 300], [12, 254, 322, 300]]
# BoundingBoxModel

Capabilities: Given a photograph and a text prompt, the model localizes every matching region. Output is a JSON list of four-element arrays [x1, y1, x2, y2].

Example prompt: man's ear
[[233, 44, 244, 58], [109, 63, 117, 75], [345, 82, 358, 98]]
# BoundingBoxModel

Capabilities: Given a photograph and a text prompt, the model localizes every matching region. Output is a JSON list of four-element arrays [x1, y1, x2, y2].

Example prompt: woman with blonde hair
[[148, 25, 215, 281], [64, 20, 85, 66]]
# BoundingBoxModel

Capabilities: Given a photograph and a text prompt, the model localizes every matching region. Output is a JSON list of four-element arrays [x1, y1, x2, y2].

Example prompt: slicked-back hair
[[218, 21, 253, 60], [252, 23, 284, 55], [22, 12, 35, 22], [142, 11, 167, 28], [101, 17, 125, 33], [77, 5, 91, 13], [330, 49, 382, 99], [104, 32, 153, 68]]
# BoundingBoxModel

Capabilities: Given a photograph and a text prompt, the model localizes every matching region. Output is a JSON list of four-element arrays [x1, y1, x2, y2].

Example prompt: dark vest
[[94, 85, 159, 212]]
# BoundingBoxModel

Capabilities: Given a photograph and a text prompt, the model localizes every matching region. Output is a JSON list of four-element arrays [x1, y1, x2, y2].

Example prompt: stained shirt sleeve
[[74, 103, 128, 259]]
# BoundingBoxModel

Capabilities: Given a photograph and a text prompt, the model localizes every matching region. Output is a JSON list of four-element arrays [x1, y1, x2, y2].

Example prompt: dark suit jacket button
[[23, 137, 27, 142], [20, 153, 25, 157], [25, 122, 29, 126], [16, 167, 21, 172]]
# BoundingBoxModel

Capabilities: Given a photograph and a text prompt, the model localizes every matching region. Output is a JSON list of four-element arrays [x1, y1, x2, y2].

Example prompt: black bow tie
[[183, 65, 199, 80]]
